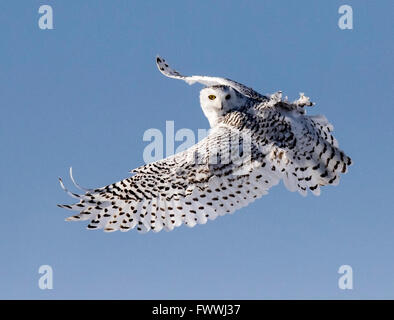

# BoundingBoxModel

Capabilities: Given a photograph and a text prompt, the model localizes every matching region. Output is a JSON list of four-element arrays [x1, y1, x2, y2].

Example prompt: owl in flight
[[58, 56, 352, 233]]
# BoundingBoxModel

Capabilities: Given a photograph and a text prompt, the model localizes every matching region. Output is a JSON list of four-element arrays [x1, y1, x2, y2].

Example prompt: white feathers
[[293, 92, 314, 107], [156, 56, 268, 101], [58, 56, 352, 234]]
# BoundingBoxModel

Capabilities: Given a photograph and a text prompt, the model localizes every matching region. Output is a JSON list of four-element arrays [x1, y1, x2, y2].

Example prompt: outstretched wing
[[58, 96, 352, 233], [156, 56, 268, 101], [58, 125, 281, 233]]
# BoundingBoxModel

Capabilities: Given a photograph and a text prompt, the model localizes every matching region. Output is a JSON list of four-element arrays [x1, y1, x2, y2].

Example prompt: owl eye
[[208, 95, 216, 100], [225, 94, 231, 100]]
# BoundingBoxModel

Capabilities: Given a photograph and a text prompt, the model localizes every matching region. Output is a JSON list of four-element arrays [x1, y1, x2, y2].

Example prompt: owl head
[[200, 85, 248, 127]]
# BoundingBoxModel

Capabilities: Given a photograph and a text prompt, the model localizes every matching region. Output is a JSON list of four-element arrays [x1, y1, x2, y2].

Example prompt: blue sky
[[1, 0, 393, 299]]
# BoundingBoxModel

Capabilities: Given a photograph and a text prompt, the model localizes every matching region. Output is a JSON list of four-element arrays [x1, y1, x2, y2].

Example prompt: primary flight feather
[[58, 56, 352, 233]]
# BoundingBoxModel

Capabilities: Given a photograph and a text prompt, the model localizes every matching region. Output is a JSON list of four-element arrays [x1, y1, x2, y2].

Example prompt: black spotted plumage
[[58, 56, 352, 233]]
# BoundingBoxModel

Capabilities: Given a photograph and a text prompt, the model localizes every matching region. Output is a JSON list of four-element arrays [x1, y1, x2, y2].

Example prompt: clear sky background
[[1, 0, 393, 299]]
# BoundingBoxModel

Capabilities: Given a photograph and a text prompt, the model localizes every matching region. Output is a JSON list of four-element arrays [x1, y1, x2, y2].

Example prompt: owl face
[[200, 86, 247, 127]]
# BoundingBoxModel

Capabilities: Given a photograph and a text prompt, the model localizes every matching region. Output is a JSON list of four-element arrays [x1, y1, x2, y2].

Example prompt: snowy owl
[[58, 56, 352, 233]]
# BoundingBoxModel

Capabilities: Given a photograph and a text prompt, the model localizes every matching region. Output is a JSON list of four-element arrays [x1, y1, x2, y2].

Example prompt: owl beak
[[220, 102, 223, 110]]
